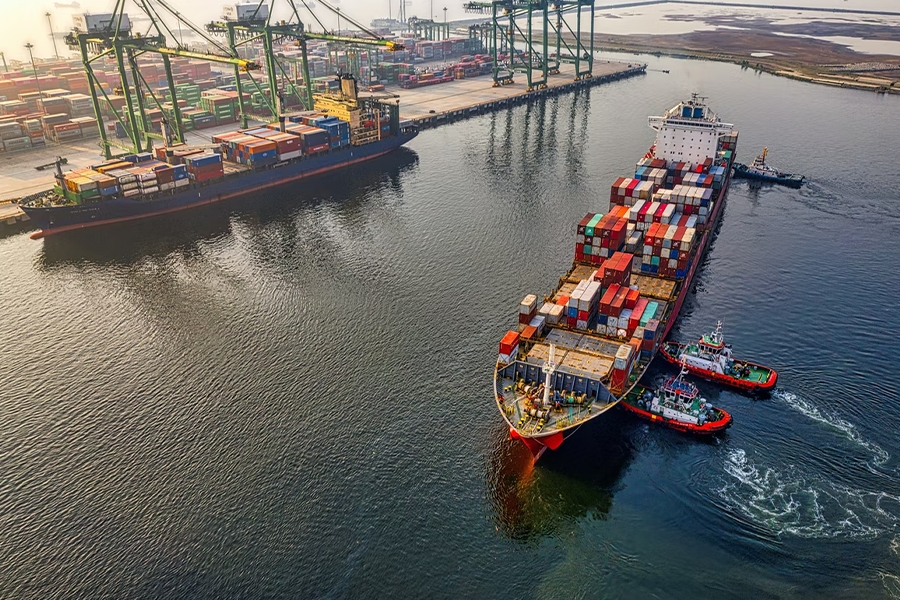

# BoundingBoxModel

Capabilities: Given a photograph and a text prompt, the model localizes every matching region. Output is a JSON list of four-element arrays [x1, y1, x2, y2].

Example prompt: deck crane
[[66, 0, 261, 158], [463, 1, 595, 89], [205, 0, 404, 126]]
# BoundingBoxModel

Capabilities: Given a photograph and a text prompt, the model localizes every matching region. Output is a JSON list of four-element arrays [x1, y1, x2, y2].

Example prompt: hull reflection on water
[[486, 416, 633, 541], [35, 149, 420, 270]]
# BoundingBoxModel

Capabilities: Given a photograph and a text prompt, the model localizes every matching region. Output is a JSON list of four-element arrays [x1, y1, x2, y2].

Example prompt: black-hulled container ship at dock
[[494, 95, 739, 460], [21, 79, 417, 238]]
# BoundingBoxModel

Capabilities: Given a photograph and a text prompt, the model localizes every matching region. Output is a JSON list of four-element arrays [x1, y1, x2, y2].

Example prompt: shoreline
[[596, 43, 900, 95]]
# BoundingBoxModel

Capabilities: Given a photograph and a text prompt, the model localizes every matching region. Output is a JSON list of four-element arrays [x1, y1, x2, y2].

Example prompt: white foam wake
[[774, 389, 890, 469], [718, 448, 900, 540]]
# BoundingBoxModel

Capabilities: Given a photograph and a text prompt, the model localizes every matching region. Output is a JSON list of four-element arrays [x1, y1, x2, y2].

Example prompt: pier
[[394, 62, 645, 129]]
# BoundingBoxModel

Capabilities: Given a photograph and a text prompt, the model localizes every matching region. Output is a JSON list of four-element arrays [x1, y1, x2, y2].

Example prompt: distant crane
[[463, 1, 596, 90]]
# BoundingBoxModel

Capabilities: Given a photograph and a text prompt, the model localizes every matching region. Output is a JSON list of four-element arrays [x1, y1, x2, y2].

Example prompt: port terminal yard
[[0, 61, 644, 233]]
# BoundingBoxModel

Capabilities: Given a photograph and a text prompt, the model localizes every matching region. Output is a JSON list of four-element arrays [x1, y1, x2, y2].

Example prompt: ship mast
[[542, 344, 557, 408]]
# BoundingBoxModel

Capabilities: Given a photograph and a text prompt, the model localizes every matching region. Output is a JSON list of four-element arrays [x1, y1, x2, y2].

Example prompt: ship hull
[[23, 131, 417, 238], [660, 341, 778, 393]]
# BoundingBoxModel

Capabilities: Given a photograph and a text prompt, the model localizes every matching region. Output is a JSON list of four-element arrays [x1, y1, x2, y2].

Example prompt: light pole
[[336, 8, 341, 35], [443, 7, 447, 23], [46, 13, 59, 59], [25, 43, 43, 97]]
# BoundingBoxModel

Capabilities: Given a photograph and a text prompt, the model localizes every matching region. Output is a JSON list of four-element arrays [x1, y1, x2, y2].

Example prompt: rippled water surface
[[1, 55, 899, 598]]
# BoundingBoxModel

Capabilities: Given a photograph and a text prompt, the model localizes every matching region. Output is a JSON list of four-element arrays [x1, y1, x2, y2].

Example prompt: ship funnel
[[340, 74, 358, 101]]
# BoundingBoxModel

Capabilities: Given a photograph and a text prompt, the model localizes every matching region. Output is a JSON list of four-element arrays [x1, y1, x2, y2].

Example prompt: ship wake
[[774, 389, 890, 471], [717, 448, 900, 540]]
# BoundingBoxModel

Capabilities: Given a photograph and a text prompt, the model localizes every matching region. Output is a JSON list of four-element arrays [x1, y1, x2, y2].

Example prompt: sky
[[1, 0, 897, 64]]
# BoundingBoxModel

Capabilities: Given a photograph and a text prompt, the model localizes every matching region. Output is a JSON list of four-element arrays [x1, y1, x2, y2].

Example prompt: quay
[[393, 61, 646, 128]]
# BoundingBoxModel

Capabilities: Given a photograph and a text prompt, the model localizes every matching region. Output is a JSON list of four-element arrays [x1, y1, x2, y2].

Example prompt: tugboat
[[733, 147, 805, 188], [660, 322, 778, 393], [620, 366, 733, 434]]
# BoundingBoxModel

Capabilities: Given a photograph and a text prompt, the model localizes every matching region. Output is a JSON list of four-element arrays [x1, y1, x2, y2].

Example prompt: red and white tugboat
[[620, 366, 733, 434], [660, 322, 777, 393]]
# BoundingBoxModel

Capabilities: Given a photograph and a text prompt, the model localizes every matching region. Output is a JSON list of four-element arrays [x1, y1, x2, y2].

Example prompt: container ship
[[494, 95, 739, 460], [20, 78, 417, 239]]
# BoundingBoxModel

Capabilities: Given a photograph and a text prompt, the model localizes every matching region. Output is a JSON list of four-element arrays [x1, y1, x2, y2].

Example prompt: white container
[[520, 294, 537, 314], [278, 150, 302, 161]]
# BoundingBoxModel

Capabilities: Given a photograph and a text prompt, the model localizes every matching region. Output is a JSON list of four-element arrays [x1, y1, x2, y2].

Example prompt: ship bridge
[[648, 96, 734, 164]]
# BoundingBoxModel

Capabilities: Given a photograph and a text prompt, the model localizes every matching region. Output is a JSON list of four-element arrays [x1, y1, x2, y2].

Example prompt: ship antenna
[[713, 320, 723, 345], [542, 344, 557, 408]]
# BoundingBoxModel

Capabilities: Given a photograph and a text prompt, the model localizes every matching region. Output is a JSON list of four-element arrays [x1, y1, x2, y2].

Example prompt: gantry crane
[[66, 0, 261, 157], [205, 0, 404, 127], [463, 1, 595, 90]]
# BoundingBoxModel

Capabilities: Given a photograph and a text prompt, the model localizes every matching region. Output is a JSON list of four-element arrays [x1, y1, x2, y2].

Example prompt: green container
[[585, 213, 603, 237], [650, 256, 660, 267], [640, 302, 658, 327]]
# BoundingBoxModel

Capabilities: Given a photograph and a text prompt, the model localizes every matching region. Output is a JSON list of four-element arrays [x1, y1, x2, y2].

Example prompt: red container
[[155, 167, 174, 184], [566, 317, 577, 328], [521, 325, 538, 340], [499, 331, 520, 355], [625, 179, 639, 196], [625, 288, 640, 310], [191, 169, 223, 183], [556, 295, 570, 306], [190, 163, 224, 176]]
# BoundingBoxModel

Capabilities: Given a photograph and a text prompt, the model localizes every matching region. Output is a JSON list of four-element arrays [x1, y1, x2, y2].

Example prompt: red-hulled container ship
[[494, 95, 739, 460]]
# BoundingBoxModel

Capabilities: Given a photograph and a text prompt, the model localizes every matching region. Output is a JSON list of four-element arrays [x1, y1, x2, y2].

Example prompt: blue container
[[99, 185, 119, 196], [567, 307, 577, 318], [675, 269, 687, 279], [640, 264, 651, 273], [247, 155, 277, 167], [121, 154, 138, 163], [649, 265, 658, 274], [640, 350, 652, 361], [134, 152, 153, 163], [172, 165, 188, 180], [189, 153, 223, 168], [669, 249, 679, 259]]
